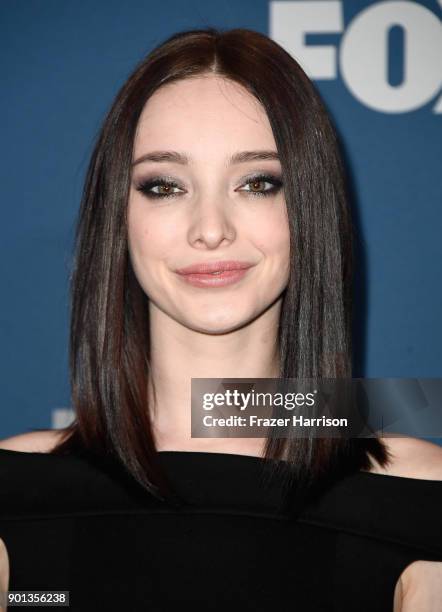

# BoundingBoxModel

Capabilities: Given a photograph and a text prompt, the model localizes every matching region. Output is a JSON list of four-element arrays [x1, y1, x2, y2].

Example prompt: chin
[[184, 310, 256, 335]]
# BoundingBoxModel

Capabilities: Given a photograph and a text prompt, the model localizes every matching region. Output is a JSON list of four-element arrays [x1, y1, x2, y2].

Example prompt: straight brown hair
[[51, 27, 390, 500]]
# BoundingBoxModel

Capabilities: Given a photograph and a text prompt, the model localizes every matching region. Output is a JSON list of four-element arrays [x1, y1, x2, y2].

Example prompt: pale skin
[[128, 75, 289, 455], [0, 75, 441, 609]]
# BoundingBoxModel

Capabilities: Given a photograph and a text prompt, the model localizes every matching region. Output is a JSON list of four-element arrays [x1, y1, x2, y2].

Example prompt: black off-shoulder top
[[0, 447, 441, 611]]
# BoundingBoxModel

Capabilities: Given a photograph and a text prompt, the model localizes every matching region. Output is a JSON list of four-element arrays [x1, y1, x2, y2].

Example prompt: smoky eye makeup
[[133, 171, 284, 200], [134, 175, 185, 199], [236, 172, 283, 197]]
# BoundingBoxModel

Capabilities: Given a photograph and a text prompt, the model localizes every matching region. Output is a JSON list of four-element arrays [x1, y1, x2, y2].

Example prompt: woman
[[0, 27, 441, 611]]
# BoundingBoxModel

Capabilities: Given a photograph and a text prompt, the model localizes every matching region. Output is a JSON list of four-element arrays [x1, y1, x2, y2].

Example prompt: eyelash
[[135, 173, 283, 200]]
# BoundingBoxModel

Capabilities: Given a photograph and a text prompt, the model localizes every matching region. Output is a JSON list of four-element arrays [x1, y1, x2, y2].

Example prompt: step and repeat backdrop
[[1, 1, 441, 439]]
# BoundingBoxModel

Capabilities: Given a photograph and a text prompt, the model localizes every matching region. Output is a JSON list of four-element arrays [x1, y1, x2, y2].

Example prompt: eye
[[135, 177, 185, 199], [134, 173, 283, 200], [236, 174, 283, 197]]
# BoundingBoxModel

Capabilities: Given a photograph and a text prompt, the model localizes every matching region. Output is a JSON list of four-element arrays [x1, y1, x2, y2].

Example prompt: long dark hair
[[51, 27, 390, 500]]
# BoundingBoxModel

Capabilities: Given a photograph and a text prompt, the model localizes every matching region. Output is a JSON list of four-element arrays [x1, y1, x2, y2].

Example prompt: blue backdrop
[[1, 0, 441, 439]]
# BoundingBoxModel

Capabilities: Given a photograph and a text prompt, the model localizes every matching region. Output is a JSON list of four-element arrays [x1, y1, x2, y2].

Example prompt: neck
[[147, 301, 281, 455]]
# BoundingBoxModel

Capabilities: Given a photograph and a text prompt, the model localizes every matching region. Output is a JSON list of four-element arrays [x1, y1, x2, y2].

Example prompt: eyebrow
[[131, 149, 280, 167]]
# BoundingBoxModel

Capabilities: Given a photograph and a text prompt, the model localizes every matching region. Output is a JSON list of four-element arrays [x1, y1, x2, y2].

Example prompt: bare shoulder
[[0, 429, 65, 453], [395, 559, 442, 612], [368, 437, 442, 610], [369, 436, 442, 480]]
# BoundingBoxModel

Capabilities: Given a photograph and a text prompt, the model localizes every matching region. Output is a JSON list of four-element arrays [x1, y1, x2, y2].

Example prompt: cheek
[[128, 225, 174, 300], [251, 208, 291, 293], [252, 207, 290, 259], [128, 206, 179, 270]]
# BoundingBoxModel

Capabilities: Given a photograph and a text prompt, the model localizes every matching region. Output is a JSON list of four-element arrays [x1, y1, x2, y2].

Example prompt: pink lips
[[175, 260, 255, 288]]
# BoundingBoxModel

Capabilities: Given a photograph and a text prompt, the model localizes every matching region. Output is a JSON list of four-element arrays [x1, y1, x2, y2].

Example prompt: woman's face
[[128, 74, 290, 334]]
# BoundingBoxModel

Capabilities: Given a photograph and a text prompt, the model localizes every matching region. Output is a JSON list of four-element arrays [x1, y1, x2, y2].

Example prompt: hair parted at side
[[50, 27, 390, 500]]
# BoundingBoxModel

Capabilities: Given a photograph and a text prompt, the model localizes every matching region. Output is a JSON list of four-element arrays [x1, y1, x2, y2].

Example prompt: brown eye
[[249, 180, 266, 192], [237, 175, 283, 197], [156, 184, 175, 195], [135, 178, 184, 199]]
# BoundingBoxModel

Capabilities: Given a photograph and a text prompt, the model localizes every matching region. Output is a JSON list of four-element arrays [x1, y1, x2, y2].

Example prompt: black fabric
[[0, 447, 441, 611]]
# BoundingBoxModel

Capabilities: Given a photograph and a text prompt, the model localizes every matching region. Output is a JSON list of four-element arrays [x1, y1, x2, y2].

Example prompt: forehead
[[133, 75, 276, 158]]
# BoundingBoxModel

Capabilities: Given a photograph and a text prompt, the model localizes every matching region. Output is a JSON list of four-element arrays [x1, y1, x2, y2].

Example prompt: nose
[[187, 194, 236, 250]]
